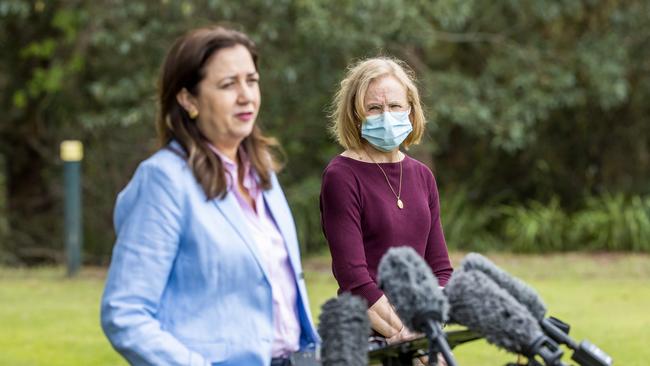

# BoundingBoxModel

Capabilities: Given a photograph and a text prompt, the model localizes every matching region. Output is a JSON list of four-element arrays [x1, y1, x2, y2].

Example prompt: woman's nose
[[237, 83, 254, 103]]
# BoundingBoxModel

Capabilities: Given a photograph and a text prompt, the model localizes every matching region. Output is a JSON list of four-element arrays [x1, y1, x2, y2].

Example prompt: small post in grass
[[60, 140, 83, 277]]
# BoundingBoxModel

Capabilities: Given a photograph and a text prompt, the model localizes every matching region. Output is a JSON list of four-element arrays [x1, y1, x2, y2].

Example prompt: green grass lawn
[[1, 252, 648, 365]]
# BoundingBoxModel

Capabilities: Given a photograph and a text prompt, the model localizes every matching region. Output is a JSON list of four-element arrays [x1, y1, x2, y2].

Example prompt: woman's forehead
[[203, 45, 256, 80], [364, 75, 407, 103]]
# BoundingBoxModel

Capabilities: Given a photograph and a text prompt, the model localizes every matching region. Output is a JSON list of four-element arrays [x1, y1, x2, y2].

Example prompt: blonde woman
[[320, 57, 453, 347]]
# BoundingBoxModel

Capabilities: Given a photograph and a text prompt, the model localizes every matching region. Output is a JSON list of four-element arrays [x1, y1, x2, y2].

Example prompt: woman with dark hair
[[101, 26, 319, 366]]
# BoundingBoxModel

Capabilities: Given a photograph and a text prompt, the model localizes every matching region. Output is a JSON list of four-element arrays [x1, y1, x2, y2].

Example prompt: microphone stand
[[425, 319, 457, 366], [540, 317, 613, 366], [524, 334, 567, 366], [369, 328, 483, 366]]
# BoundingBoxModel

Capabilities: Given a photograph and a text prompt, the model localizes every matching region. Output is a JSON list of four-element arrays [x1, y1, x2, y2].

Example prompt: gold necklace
[[365, 148, 404, 209]]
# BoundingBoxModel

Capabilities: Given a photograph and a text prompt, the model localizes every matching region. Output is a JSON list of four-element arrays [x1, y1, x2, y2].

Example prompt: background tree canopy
[[1, 0, 649, 264]]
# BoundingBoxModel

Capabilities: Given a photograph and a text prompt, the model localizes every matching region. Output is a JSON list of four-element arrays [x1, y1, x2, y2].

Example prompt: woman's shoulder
[[403, 155, 437, 182], [323, 154, 371, 178], [147, 142, 187, 166], [324, 154, 352, 171], [130, 144, 191, 188], [323, 155, 373, 189], [114, 146, 190, 230], [403, 154, 428, 168]]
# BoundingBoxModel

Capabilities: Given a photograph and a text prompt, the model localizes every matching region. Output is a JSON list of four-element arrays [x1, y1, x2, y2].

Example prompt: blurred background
[[1, 0, 649, 365]]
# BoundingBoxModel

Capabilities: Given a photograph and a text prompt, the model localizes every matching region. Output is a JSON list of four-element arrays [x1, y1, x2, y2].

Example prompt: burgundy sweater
[[320, 155, 453, 308]]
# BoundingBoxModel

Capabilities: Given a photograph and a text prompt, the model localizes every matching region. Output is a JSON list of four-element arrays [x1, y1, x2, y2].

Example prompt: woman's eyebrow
[[216, 75, 236, 83], [217, 71, 258, 82]]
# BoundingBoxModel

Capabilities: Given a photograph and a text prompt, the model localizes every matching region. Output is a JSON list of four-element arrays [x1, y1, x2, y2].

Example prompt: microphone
[[377, 246, 458, 366], [445, 269, 565, 366], [318, 293, 370, 366], [460, 253, 613, 366], [460, 252, 547, 320]]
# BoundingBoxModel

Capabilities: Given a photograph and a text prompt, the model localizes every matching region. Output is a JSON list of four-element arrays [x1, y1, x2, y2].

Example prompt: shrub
[[284, 176, 327, 255], [439, 187, 501, 251], [501, 197, 568, 252], [571, 193, 650, 252]]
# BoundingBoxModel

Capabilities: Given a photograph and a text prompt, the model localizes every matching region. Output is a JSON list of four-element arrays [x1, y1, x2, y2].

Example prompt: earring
[[189, 110, 198, 119]]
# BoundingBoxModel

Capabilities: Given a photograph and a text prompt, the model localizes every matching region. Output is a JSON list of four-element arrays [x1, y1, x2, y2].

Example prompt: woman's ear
[[176, 88, 199, 118]]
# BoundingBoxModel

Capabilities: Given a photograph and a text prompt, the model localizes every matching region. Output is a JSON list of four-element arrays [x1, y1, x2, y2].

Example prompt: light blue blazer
[[101, 143, 320, 366]]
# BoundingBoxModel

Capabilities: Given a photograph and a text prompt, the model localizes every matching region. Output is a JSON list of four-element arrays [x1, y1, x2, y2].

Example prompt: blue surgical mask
[[361, 109, 413, 152]]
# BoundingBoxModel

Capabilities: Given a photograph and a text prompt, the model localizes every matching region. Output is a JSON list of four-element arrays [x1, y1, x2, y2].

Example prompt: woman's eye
[[220, 82, 234, 88]]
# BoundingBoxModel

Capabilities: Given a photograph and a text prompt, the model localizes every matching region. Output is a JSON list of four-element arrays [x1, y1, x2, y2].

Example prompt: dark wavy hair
[[156, 25, 280, 199]]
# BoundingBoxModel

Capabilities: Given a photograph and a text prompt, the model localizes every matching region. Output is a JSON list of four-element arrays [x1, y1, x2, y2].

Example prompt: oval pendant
[[397, 199, 404, 209]]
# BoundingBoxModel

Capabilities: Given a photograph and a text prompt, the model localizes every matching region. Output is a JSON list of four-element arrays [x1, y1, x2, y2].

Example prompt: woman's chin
[[232, 123, 255, 142]]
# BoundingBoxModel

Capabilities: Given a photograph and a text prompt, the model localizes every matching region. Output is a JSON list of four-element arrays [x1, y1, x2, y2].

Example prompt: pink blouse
[[209, 145, 300, 357]]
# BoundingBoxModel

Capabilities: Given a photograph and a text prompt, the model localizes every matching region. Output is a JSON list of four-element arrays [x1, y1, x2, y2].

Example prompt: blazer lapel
[[212, 193, 271, 281], [264, 185, 321, 343], [263, 187, 302, 275]]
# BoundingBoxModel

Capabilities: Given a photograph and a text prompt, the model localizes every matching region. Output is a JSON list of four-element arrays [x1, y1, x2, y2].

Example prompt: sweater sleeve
[[424, 171, 454, 287], [320, 163, 384, 307]]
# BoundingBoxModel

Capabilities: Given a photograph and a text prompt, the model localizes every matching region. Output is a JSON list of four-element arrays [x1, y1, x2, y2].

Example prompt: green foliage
[[437, 188, 650, 253], [572, 194, 650, 252], [428, 0, 650, 202], [1, 0, 649, 262], [501, 197, 569, 253], [438, 187, 500, 251], [497, 194, 650, 253], [283, 175, 326, 254], [0, 156, 9, 262]]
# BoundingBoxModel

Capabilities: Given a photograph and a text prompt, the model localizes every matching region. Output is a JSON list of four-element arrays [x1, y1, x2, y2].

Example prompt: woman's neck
[[362, 144, 402, 163], [209, 141, 240, 162]]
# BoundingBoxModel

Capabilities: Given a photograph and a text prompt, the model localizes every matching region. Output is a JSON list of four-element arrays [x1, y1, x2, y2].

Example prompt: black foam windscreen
[[460, 252, 547, 320], [377, 246, 449, 332], [318, 293, 370, 366]]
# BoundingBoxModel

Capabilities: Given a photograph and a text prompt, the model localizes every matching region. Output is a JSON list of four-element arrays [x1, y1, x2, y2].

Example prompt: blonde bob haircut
[[330, 57, 426, 151]]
